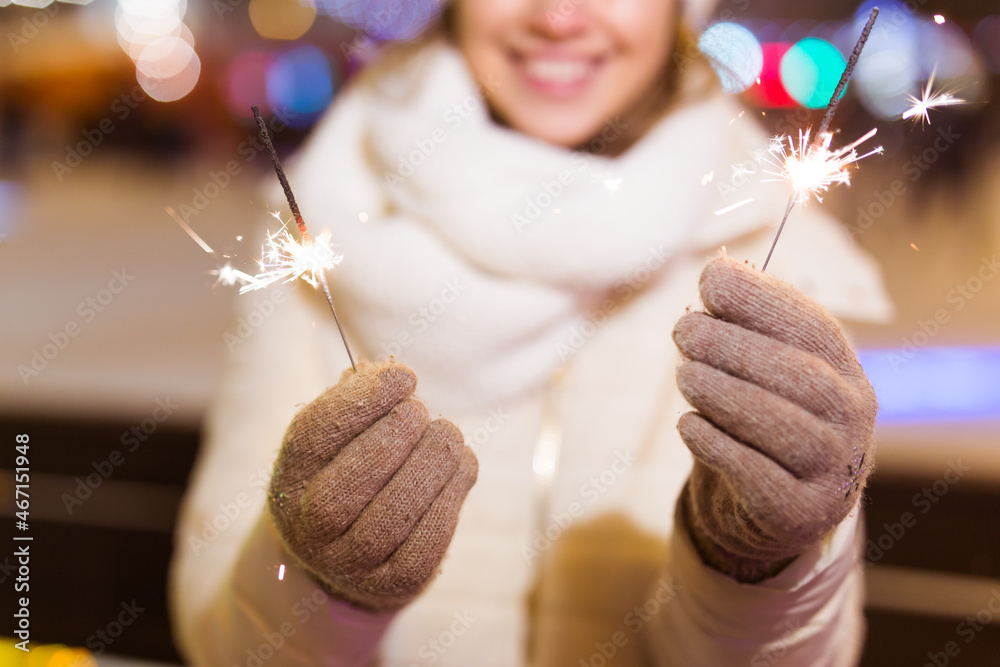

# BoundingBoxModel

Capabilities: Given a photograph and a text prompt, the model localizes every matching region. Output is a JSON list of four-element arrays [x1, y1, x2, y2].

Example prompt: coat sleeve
[[644, 507, 866, 666], [167, 280, 397, 666]]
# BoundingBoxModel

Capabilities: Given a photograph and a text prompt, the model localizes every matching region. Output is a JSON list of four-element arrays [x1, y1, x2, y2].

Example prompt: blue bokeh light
[[858, 347, 1000, 423], [266, 45, 337, 129], [699, 22, 763, 94]]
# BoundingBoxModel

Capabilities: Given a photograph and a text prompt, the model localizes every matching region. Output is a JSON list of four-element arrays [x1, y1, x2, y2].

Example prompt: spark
[[902, 70, 966, 125], [595, 171, 622, 195], [240, 215, 343, 295], [211, 263, 258, 288], [761, 128, 883, 204], [934, 14, 945, 24], [911, 243, 920, 251], [714, 198, 754, 216], [278, 563, 286, 580], [166, 206, 214, 253]]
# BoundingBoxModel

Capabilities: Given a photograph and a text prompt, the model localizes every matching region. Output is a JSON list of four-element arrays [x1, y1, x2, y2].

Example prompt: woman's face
[[453, 0, 677, 149]]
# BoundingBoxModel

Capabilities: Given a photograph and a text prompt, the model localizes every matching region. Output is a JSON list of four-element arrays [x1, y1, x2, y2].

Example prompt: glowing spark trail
[[245, 105, 357, 372], [166, 205, 215, 253], [760, 7, 880, 272], [715, 198, 755, 216], [902, 70, 966, 125]]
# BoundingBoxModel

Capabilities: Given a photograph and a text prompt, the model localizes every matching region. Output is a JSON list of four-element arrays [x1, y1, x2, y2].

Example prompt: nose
[[525, 0, 591, 40]]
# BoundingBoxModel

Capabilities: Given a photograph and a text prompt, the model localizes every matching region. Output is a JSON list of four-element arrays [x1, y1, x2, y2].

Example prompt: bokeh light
[[744, 42, 796, 108], [315, 0, 443, 41], [137, 40, 201, 102], [917, 20, 975, 80], [249, 0, 317, 40], [226, 51, 271, 119], [266, 45, 337, 128], [699, 22, 763, 94], [780, 37, 847, 108], [116, 0, 198, 102]]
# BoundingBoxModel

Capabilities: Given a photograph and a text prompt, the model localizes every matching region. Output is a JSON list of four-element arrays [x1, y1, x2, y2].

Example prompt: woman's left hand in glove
[[672, 256, 878, 582]]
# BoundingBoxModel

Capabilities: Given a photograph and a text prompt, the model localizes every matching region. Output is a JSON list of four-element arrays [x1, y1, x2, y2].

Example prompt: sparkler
[[760, 7, 881, 272], [902, 69, 966, 125], [245, 105, 357, 372]]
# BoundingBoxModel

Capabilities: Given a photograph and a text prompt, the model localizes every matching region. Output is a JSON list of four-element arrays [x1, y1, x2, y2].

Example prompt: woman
[[170, 1, 893, 665]]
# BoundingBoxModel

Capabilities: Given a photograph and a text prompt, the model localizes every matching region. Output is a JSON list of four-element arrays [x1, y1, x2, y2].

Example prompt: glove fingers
[[677, 361, 840, 477], [317, 419, 465, 577], [698, 257, 861, 379], [296, 398, 429, 544], [277, 361, 417, 496], [674, 311, 857, 424], [678, 412, 803, 528], [356, 445, 478, 607]]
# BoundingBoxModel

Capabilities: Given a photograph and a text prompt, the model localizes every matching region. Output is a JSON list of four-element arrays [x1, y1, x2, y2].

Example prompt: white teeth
[[524, 59, 590, 84]]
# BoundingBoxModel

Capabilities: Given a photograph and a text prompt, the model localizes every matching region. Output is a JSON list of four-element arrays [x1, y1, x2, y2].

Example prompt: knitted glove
[[268, 360, 478, 610], [673, 256, 877, 582]]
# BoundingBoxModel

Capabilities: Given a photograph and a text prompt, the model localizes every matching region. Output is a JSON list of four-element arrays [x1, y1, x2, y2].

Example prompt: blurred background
[[0, 0, 999, 664]]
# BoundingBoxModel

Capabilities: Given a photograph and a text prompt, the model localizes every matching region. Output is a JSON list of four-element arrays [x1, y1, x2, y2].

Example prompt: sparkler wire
[[760, 7, 879, 272], [250, 104, 357, 372], [817, 7, 879, 138], [252, 105, 310, 244]]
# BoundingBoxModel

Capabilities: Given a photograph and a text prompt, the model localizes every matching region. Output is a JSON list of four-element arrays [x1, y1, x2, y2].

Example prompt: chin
[[505, 110, 606, 150]]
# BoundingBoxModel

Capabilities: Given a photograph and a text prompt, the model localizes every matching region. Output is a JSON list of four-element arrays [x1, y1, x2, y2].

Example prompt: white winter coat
[[170, 40, 892, 667]]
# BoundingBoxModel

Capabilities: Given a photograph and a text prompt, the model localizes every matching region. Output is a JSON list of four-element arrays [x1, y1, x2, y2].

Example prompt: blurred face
[[453, 0, 678, 149]]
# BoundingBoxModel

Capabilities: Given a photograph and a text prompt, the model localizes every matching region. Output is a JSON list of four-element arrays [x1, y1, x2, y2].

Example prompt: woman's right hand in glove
[[268, 360, 478, 611]]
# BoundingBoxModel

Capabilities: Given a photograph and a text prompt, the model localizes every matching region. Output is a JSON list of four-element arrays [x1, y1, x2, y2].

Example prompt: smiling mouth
[[511, 52, 603, 97]]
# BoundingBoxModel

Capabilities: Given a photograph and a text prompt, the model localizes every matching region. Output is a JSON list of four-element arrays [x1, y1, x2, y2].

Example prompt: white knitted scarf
[[282, 40, 889, 410]]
